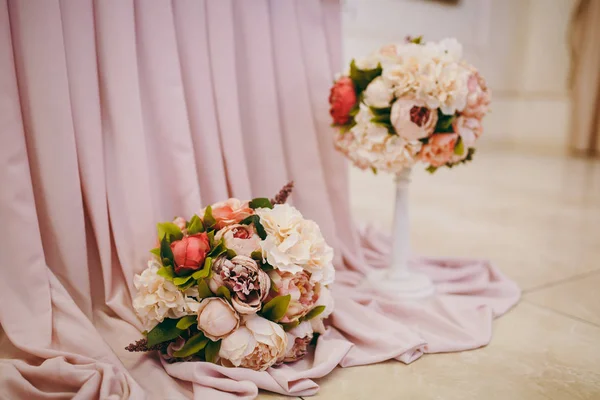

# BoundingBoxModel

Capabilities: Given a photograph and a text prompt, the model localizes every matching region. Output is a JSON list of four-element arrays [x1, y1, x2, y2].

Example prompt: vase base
[[365, 270, 435, 299]]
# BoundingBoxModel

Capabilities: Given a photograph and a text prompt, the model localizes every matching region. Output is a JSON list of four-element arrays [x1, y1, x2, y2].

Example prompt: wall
[[342, 0, 577, 150]]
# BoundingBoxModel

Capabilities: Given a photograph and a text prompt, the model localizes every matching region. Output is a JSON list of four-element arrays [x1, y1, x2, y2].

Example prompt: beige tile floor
[[260, 147, 600, 399]]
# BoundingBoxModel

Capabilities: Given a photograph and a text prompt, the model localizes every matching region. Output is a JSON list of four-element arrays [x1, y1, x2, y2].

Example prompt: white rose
[[257, 205, 335, 284], [133, 260, 200, 331], [219, 315, 287, 371], [363, 77, 393, 108]]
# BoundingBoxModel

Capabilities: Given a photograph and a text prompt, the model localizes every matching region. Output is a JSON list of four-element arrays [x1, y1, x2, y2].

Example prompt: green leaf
[[147, 318, 183, 347], [281, 320, 300, 332], [187, 214, 204, 235], [262, 262, 274, 272], [370, 167, 378, 175], [197, 279, 213, 298], [226, 248, 237, 259], [250, 250, 263, 261], [157, 222, 184, 243], [418, 137, 429, 145], [369, 106, 392, 117], [172, 333, 208, 358], [173, 274, 194, 287], [302, 305, 326, 321], [249, 197, 274, 210], [426, 165, 438, 174], [160, 236, 174, 266], [269, 276, 279, 292], [435, 110, 456, 133], [157, 266, 175, 281], [349, 59, 382, 94], [176, 315, 198, 330], [261, 294, 291, 322], [204, 340, 221, 364], [191, 257, 213, 280], [178, 279, 196, 291], [454, 136, 464, 156], [207, 230, 215, 247], [150, 248, 161, 258], [207, 239, 227, 258], [203, 206, 216, 229], [215, 286, 231, 301], [338, 121, 356, 134], [410, 35, 423, 44], [370, 115, 391, 124], [240, 215, 267, 240]]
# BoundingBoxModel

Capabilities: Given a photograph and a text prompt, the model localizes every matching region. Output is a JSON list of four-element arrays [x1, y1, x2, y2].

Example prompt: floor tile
[[524, 272, 600, 326], [349, 147, 600, 290], [312, 303, 600, 399]]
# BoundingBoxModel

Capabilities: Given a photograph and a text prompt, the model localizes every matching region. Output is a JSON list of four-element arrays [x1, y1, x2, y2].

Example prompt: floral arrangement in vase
[[126, 183, 335, 371], [329, 36, 491, 174]]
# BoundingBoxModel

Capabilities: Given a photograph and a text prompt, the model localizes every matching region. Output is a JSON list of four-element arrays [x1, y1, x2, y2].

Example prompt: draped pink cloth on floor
[[0, 0, 520, 398]]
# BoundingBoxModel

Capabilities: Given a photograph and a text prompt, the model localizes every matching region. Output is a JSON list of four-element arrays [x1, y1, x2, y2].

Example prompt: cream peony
[[363, 77, 394, 108], [133, 260, 200, 331], [282, 321, 313, 363], [196, 297, 240, 341], [219, 315, 287, 371], [309, 285, 334, 334], [390, 98, 438, 141], [214, 224, 261, 257], [416, 60, 470, 115], [256, 204, 335, 284]]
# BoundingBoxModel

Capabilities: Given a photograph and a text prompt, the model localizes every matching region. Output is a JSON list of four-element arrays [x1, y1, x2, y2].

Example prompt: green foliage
[[240, 215, 267, 240], [435, 110, 456, 133], [204, 340, 221, 364], [302, 305, 326, 321], [157, 266, 175, 281], [454, 136, 464, 156], [349, 59, 383, 94], [410, 35, 423, 44], [157, 222, 184, 243], [226, 248, 237, 259], [150, 248, 161, 258], [197, 279, 213, 298], [208, 239, 227, 259], [160, 236, 174, 267], [426, 165, 438, 174], [261, 294, 291, 322], [250, 251, 263, 261], [281, 320, 300, 332], [203, 206, 216, 230], [249, 198, 274, 210], [187, 214, 204, 235], [172, 333, 208, 358], [146, 318, 183, 347], [215, 286, 231, 301], [176, 315, 198, 330]]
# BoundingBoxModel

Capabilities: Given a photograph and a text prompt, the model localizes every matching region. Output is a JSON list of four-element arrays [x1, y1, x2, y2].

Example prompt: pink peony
[[267, 270, 319, 323], [390, 98, 438, 141], [214, 224, 261, 257], [209, 255, 270, 315], [462, 72, 490, 119], [419, 133, 458, 167], [170, 233, 210, 275], [196, 297, 240, 341], [203, 198, 253, 230], [281, 321, 313, 363], [452, 116, 482, 148], [329, 77, 357, 125]]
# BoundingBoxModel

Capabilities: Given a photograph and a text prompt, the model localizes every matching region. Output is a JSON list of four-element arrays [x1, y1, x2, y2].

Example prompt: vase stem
[[390, 167, 411, 278]]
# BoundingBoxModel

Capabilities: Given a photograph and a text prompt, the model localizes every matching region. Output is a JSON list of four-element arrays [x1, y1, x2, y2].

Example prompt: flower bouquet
[[126, 183, 335, 371], [329, 36, 490, 174], [328, 37, 490, 298]]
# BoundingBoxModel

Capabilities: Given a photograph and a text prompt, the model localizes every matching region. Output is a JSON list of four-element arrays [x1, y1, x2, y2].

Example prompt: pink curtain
[[0, 0, 519, 398]]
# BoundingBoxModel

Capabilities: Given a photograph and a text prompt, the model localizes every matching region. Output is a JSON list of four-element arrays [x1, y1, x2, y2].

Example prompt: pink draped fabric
[[0, 0, 519, 398]]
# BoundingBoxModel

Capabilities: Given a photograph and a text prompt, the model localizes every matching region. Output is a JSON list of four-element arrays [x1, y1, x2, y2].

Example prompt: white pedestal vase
[[366, 167, 435, 299]]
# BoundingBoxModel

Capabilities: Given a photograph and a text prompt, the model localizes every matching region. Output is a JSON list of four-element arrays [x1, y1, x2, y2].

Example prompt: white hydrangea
[[133, 260, 200, 331], [416, 59, 470, 115], [256, 205, 335, 285], [334, 105, 420, 174]]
